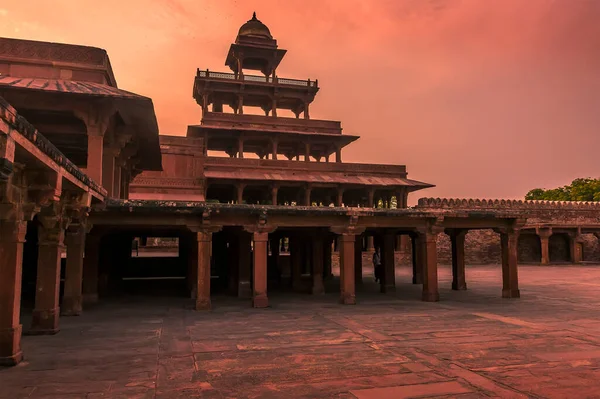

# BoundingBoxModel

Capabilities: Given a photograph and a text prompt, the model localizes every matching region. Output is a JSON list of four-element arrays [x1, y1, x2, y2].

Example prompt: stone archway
[[518, 234, 541, 263]]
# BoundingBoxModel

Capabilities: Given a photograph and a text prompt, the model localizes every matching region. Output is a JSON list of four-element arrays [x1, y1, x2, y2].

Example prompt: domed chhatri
[[237, 12, 272, 40]]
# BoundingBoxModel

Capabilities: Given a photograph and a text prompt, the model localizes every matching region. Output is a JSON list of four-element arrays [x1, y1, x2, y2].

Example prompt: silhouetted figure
[[373, 247, 382, 283]]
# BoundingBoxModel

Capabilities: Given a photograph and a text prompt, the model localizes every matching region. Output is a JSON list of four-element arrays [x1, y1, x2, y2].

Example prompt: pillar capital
[[535, 227, 552, 239], [444, 228, 467, 238]]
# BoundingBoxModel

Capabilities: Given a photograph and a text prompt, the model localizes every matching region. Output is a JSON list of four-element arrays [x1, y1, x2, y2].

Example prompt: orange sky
[[1, 0, 599, 204]]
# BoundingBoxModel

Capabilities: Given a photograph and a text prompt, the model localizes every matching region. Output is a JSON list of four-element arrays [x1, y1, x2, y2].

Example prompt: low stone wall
[[331, 230, 600, 266]]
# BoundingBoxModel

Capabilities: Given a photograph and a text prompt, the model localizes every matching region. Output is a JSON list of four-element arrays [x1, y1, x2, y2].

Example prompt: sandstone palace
[[1, 13, 599, 367]]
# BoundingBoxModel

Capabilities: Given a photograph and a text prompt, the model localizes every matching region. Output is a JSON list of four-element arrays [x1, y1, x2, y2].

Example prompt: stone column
[[304, 143, 310, 162], [411, 234, 424, 284], [323, 237, 333, 279], [87, 133, 104, 184], [303, 186, 312, 206], [354, 235, 363, 285], [195, 230, 213, 311], [537, 228, 551, 265], [500, 228, 520, 298], [336, 149, 342, 163], [62, 225, 86, 316], [0, 219, 27, 366], [102, 147, 116, 198], [238, 233, 252, 298], [82, 234, 100, 304], [290, 236, 303, 291], [304, 102, 310, 119], [311, 235, 325, 295], [271, 139, 278, 160], [339, 233, 356, 305], [421, 227, 441, 302], [447, 229, 467, 291], [271, 186, 278, 206], [31, 216, 65, 334], [336, 188, 344, 207], [236, 183, 244, 204], [238, 137, 244, 158], [252, 231, 269, 308], [382, 232, 396, 293]]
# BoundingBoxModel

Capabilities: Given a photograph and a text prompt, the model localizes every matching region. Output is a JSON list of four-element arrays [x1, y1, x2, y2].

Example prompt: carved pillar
[[238, 233, 252, 298], [303, 186, 312, 206], [271, 98, 277, 117], [336, 188, 344, 207], [0, 219, 27, 366], [382, 232, 396, 293], [304, 142, 310, 162], [500, 228, 520, 298], [238, 137, 244, 158], [271, 139, 278, 160], [336, 148, 342, 163], [252, 231, 269, 308], [31, 211, 66, 334], [354, 235, 363, 286], [304, 102, 310, 119], [339, 233, 356, 305], [271, 185, 278, 206], [102, 147, 116, 197], [82, 234, 100, 304], [195, 230, 214, 311], [87, 133, 104, 184], [312, 234, 325, 295], [238, 94, 244, 115], [447, 229, 467, 291], [236, 183, 245, 204], [62, 225, 87, 316], [537, 228, 552, 265], [421, 226, 441, 302]]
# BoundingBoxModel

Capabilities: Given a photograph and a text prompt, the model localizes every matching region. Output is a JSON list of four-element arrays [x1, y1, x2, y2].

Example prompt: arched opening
[[518, 234, 541, 263], [549, 234, 570, 263]]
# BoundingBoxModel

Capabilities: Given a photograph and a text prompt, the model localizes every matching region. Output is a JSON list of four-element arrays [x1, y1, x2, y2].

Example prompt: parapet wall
[[417, 197, 600, 210]]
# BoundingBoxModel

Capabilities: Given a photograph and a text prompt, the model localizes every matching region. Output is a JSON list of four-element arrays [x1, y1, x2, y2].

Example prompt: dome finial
[[252, 12, 257, 20]]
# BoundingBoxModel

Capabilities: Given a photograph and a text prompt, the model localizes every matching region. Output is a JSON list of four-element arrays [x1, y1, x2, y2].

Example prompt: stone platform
[[2, 265, 600, 398]]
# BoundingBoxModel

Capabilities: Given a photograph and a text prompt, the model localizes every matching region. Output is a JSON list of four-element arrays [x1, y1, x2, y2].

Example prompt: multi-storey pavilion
[[130, 13, 433, 207]]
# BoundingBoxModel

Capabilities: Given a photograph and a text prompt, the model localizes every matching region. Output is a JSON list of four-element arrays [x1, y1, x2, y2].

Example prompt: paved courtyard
[[2, 264, 600, 398]]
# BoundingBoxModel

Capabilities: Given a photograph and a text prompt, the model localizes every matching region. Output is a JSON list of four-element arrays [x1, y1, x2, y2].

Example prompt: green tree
[[525, 178, 600, 201]]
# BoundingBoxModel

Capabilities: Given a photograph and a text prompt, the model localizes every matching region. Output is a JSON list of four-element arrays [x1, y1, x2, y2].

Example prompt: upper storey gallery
[[193, 12, 320, 121]]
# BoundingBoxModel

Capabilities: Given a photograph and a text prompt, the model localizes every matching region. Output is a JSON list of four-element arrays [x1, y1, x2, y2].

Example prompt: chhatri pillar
[[447, 229, 467, 291], [31, 207, 67, 335], [0, 218, 27, 366], [536, 227, 552, 265]]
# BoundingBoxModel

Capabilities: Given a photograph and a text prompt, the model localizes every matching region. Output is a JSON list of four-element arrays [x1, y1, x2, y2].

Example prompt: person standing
[[373, 247, 382, 283]]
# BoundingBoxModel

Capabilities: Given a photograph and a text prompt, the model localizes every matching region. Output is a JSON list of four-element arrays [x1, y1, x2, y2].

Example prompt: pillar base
[[502, 289, 520, 298], [339, 294, 356, 305], [422, 291, 440, 302], [195, 298, 211, 311], [312, 282, 325, 295], [30, 308, 59, 334], [452, 282, 467, 291], [238, 281, 252, 299], [252, 294, 269, 308], [0, 326, 23, 367], [83, 293, 99, 305], [381, 284, 396, 293], [61, 296, 82, 316]]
